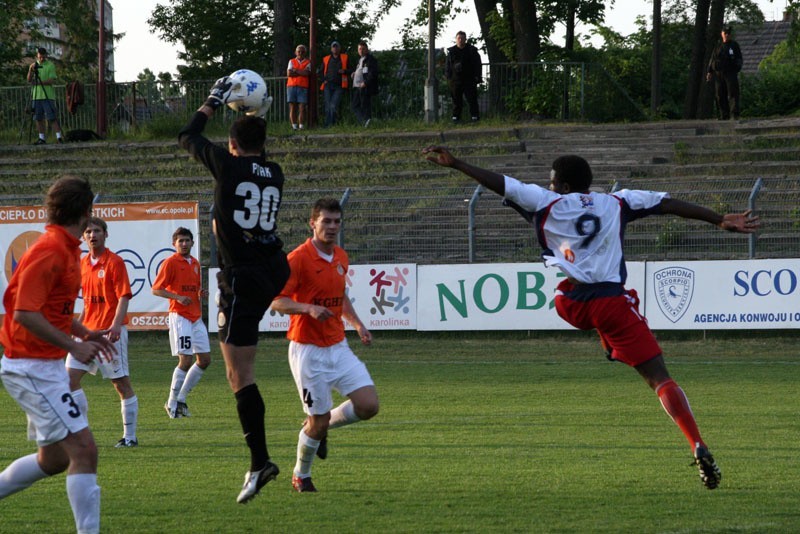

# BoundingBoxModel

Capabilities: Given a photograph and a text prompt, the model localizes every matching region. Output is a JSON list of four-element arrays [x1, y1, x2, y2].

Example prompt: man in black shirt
[[706, 24, 743, 120], [351, 41, 379, 127], [445, 31, 482, 123], [178, 77, 291, 504]]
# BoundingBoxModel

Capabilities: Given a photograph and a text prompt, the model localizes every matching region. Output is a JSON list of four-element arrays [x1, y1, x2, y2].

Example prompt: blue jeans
[[324, 84, 344, 127]]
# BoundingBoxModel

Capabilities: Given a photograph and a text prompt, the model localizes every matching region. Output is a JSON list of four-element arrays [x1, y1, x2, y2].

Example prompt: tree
[[272, 0, 293, 77], [683, 0, 711, 118], [680, 0, 765, 118], [149, 0, 273, 80], [148, 0, 394, 80], [44, 0, 117, 83], [0, 1, 47, 85]]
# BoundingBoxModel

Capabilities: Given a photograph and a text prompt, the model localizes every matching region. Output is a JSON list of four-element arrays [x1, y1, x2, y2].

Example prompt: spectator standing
[[445, 31, 482, 123], [66, 217, 138, 448], [706, 24, 743, 120], [320, 42, 350, 127], [27, 47, 64, 144], [287, 45, 311, 130], [351, 41, 379, 127]]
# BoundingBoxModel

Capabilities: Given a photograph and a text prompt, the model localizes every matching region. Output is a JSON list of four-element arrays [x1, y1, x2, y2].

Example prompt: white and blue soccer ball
[[226, 69, 272, 117]]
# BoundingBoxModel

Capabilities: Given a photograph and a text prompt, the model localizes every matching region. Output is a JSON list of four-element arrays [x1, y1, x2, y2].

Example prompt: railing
[[0, 61, 649, 137], [17, 174, 799, 266]]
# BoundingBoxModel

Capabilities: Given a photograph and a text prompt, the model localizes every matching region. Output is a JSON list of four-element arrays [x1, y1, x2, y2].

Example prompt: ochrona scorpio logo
[[654, 266, 694, 323]]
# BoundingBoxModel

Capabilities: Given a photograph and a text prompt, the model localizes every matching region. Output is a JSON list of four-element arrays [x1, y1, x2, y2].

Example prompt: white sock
[[39, 133, 45, 140], [294, 430, 320, 478], [177, 364, 204, 402], [56, 132, 63, 139], [0, 453, 49, 499], [169, 367, 186, 406], [329, 400, 360, 429], [122, 396, 138, 441], [66, 473, 100, 534], [72, 389, 89, 418]]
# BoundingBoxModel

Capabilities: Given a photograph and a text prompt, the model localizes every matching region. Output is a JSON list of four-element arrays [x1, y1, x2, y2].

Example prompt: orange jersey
[[278, 238, 348, 347], [152, 252, 202, 322], [0, 225, 82, 359], [80, 249, 132, 330]]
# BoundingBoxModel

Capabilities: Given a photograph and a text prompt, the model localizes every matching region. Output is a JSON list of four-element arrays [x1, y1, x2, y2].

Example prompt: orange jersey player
[[0, 175, 114, 534], [66, 217, 138, 448], [272, 198, 379, 493], [152, 227, 210, 419]]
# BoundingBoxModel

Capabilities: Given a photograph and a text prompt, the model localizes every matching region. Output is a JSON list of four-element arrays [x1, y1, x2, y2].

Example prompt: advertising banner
[[417, 263, 647, 331], [0, 202, 200, 330], [207, 263, 417, 332], [644, 259, 800, 329]]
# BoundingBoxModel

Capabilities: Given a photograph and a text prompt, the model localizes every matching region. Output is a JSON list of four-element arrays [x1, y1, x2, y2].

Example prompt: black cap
[[722, 24, 733, 33], [37, 47, 48, 56]]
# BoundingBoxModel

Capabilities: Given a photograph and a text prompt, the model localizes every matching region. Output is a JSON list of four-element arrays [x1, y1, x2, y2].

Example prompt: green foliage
[[485, 9, 514, 61], [148, 0, 274, 80], [741, 36, 800, 117], [0, 0, 43, 85], [656, 220, 687, 250], [148, 0, 388, 81], [584, 18, 696, 119], [395, 0, 471, 50], [0, 332, 798, 531]]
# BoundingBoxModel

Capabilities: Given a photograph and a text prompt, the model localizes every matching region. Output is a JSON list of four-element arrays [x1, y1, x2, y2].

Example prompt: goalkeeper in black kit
[[178, 77, 291, 504]]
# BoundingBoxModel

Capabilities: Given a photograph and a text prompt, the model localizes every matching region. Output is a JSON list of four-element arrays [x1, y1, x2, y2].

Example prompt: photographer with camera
[[27, 47, 63, 145]]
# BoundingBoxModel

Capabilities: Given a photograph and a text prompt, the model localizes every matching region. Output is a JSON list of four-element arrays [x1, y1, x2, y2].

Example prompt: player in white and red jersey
[[424, 146, 760, 490]]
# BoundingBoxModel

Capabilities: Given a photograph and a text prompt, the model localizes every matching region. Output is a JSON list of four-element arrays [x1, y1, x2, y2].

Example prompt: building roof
[[732, 19, 792, 74]]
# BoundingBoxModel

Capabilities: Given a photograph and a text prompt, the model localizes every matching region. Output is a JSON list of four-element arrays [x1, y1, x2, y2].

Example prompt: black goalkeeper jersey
[[178, 112, 285, 268]]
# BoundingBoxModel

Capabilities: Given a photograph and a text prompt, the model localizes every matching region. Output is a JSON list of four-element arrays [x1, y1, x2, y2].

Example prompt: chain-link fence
[[9, 173, 796, 269], [0, 61, 649, 137]]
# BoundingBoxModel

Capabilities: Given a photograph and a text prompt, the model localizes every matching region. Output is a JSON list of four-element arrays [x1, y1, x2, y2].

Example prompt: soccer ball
[[226, 69, 272, 117]]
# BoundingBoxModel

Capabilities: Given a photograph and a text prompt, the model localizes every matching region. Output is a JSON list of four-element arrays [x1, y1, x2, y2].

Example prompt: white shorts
[[288, 339, 374, 415], [1, 356, 89, 446], [168, 312, 210, 356], [65, 327, 129, 379]]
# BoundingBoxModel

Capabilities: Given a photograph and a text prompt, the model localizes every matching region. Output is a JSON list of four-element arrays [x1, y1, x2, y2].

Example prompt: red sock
[[655, 379, 704, 449]]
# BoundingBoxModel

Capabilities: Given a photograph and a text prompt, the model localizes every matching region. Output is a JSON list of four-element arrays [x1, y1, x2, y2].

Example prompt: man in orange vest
[[287, 44, 311, 131], [320, 41, 350, 127]]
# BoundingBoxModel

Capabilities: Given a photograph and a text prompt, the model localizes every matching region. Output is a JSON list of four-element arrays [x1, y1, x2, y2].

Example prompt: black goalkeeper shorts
[[216, 253, 290, 346]]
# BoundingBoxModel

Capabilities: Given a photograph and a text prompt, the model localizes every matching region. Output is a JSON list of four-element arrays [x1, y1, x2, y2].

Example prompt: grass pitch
[[0, 331, 798, 533]]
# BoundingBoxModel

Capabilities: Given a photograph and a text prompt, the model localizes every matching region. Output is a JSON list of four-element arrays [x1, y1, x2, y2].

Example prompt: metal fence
[[0, 61, 648, 136], [87, 176, 798, 270]]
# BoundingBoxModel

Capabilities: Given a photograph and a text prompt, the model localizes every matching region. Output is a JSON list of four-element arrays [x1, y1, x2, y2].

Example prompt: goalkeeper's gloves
[[204, 76, 233, 110]]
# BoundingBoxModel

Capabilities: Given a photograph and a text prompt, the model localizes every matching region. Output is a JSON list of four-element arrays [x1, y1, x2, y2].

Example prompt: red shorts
[[554, 280, 661, 367]]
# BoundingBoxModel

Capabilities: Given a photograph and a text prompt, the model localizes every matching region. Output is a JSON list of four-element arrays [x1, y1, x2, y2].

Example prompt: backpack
[[66, 81, 84, 114]]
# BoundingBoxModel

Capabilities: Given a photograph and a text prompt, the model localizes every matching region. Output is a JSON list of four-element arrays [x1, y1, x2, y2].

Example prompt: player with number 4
[[178, 76, 290, 504]]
